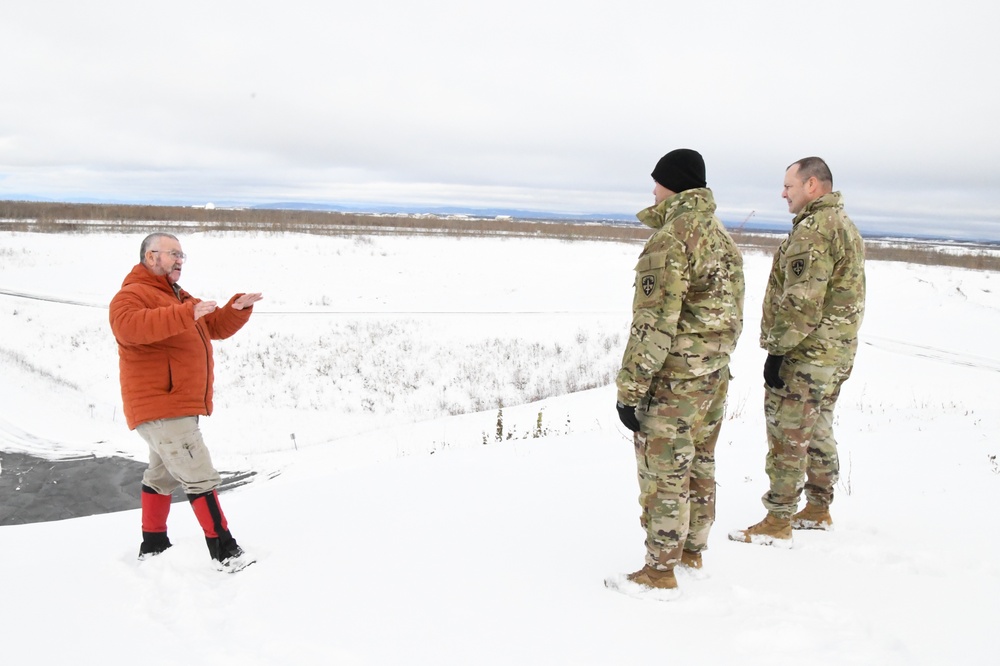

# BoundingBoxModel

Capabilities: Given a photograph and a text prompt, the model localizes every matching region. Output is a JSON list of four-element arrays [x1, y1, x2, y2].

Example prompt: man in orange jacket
[[110, 232, 263, 571]]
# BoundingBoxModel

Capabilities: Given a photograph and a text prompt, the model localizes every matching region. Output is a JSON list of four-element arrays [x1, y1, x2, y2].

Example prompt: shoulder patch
[[786, 251, 810, 282], [642, 274, 656, 296], [634, 251, 668, 304]]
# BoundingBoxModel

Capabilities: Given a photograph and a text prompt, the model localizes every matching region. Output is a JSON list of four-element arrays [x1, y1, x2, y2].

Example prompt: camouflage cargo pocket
[[785, 361, 841, 402]]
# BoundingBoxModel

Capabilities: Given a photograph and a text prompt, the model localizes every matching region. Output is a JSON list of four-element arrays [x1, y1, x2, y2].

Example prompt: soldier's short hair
[[139, 232, 179, 263], [788, 157, 833, 187]]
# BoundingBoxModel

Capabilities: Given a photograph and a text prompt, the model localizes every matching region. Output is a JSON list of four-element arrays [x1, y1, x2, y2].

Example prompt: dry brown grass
[[738, 232, 1000, 271], [861, 241, 1000, 271], [0, 199, 650, 242], [2, 199, 997, 271]]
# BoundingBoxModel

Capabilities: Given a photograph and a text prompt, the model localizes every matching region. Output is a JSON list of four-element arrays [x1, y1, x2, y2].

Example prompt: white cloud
[[1, 1, 998, 238]]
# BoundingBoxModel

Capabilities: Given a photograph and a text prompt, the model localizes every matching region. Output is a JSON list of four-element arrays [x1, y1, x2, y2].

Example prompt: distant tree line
[[0, 199, 654, 242], [1, 199, 997, 270]]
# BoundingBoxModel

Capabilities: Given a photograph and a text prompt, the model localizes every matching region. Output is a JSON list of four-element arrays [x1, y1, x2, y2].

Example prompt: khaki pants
[[762, 360, 853, 517], [136, 416, 222, 496], [634, 368, 729, 569]]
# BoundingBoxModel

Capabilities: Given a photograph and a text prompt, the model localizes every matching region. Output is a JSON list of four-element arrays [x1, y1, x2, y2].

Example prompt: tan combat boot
[[626, 565, 678, 590], [680, 550, 703, 569], [728, 514, 793, 547], [791, 503, 833, 530]]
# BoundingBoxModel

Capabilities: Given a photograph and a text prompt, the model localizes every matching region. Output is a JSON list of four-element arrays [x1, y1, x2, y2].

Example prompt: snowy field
[[1, 229, 999, 665]]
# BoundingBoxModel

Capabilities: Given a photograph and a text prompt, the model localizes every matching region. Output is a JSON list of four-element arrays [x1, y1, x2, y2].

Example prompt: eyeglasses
[[152, 250, 187, 260]]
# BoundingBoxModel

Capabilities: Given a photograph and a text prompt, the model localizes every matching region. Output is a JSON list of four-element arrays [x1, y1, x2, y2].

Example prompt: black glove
[[616, 401, 641, 432], [763, 354, 786, 389]]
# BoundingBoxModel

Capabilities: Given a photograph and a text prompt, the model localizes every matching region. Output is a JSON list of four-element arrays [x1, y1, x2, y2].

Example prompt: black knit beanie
[[651, 148, 706, 193]]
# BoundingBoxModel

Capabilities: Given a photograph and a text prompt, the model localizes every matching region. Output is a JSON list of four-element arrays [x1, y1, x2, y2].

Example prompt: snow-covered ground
[[1, 229, 998, 665]]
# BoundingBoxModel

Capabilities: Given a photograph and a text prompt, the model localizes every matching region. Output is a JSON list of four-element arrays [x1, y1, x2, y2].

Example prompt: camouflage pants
[[762, 360, 853, 518], [634, 368, 729, 569]]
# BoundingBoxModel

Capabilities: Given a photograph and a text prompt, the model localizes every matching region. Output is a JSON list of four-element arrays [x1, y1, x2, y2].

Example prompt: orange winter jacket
[[109, 264, 253, 429]]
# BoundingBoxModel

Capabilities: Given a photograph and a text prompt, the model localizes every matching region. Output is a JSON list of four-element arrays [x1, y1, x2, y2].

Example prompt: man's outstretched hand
[[233, 293, 264, 310]]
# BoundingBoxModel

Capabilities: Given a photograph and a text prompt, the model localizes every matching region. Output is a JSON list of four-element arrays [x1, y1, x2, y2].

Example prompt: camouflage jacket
[[616, 188, 745, 405], [760, 191, 866, 366]]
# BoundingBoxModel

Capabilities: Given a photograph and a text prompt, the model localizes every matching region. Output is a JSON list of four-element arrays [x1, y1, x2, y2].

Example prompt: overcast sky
[[2, 1, 998, 240]]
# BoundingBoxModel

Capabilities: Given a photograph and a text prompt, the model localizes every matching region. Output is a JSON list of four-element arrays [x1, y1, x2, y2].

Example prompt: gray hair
[[788, 156, 833, 187], [139, 232, 179, 263]]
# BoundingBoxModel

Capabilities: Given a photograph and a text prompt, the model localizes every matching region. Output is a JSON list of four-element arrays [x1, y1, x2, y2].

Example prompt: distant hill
[[1, 195, 996, 245], [250, 200, 636, 224]]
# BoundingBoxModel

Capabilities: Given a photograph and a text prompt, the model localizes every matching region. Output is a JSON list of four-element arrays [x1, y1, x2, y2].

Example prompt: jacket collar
[[122, 263, 183, 298], [792, 191, 844, 226], [636, 187, 716, 230]]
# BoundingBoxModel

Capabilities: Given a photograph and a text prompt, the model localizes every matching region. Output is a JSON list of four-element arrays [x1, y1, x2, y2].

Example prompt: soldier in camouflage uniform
[[730, 156, 865, 547], [612, 149, 745, 592]]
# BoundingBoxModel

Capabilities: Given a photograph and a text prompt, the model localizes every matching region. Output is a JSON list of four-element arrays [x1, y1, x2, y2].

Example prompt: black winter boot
[[189, 488, 255, 572], [138, 531, 173, 560], [205, 529, 254, 572], [206, 528, 241, 561]]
